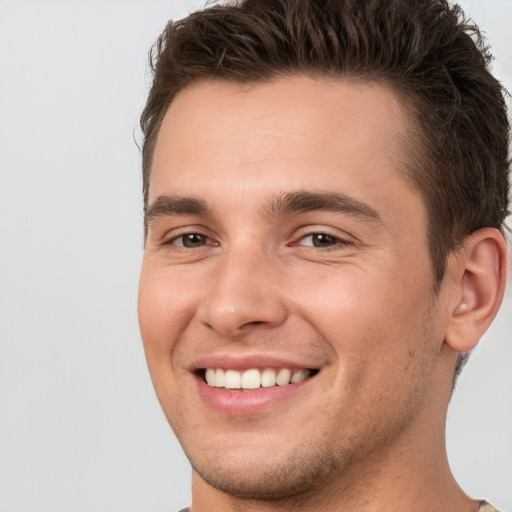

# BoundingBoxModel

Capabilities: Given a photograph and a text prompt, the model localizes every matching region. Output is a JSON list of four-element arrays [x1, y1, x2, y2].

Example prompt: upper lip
[[190, 353, 320, 372]]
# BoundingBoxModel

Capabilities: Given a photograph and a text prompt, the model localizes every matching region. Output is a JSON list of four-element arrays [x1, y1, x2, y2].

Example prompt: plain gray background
[[0, 1, 511, 511]]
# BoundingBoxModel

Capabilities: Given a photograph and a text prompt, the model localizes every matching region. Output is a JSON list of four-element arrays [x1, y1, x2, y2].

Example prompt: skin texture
[[138, 76, 507, 512]]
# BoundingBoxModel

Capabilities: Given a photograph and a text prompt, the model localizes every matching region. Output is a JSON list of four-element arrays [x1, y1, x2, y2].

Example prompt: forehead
[[150, 75, 420, 221]]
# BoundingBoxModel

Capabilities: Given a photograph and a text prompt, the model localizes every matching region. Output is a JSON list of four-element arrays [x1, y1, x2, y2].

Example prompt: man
[[137, 0, 510, 510]]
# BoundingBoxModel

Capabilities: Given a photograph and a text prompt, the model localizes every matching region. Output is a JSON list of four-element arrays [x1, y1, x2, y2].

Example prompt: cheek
[[296, 269, 438, 425], [288, 260, 435, 365], [138, 269, 194, 422], [138, 266, 196, 358]]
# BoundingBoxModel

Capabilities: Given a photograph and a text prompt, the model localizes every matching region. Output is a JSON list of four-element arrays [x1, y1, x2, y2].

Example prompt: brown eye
[[311, 233, 338, 247], [172, 233, 209, 248], [300, 233, 340, 248]]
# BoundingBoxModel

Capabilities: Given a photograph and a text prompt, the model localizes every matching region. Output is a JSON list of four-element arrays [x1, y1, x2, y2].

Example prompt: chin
[[184, 435, 347, 502]]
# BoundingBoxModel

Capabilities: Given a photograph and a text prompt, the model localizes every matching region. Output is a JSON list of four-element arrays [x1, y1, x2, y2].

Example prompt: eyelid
[[167, 233, 217, 246], [160, 225, 218, 246], [289, 228, 355, 249]]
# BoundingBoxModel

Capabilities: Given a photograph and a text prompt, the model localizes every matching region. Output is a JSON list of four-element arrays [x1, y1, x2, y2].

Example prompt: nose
[[197, 247, 288, 336]]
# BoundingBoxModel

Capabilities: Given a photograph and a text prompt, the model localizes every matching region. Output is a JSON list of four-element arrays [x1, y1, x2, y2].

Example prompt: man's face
[[138, 76, 450, 500]]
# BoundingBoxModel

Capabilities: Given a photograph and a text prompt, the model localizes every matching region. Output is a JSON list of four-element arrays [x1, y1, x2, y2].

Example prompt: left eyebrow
[[265, 191, 381, 222]]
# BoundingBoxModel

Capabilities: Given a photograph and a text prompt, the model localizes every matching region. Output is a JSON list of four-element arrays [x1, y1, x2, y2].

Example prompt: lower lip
[[195, 375, 312, 415]]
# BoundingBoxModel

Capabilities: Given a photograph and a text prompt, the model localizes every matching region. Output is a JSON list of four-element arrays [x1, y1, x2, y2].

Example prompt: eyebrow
[[146, 195, 209, 224], [145, 190, 381, 227], [265, 191, 381, 222]]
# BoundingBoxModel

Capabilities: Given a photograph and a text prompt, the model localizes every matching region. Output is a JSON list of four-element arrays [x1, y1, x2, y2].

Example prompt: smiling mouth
[[201, 367, 318, 390]]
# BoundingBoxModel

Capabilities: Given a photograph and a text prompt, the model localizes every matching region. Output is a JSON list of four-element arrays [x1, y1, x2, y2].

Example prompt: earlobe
[[445, 228, 508, 353]]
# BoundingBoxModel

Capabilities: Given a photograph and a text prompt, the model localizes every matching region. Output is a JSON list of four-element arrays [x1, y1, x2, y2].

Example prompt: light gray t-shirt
[[479, 503, 500, 512]]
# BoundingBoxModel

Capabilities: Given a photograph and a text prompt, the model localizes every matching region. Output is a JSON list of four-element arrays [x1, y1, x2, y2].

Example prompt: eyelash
[[292, 232, 352, 250], [166, 232, 216, 248]]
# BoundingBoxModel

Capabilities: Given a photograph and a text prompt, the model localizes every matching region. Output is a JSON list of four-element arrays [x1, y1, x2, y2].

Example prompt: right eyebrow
[[145, 195, 209, 225]]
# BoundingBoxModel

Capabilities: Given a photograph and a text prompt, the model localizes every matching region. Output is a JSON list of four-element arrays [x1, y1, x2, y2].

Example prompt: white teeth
[[241, 369, 261, 389], [204, 367, 313, 389], [276, 368, 292, 386], [260, 368, 276, 388], [224, 369, 242, 389], [214, 368, 225, 387], [291, 369, 310, 383], [205, 368, 216, 386]]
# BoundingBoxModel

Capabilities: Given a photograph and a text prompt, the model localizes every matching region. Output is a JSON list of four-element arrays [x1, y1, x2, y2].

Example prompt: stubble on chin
[[187, 437, 348, 503]]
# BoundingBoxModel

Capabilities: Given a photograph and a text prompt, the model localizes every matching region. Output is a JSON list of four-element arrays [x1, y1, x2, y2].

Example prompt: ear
[[445, 228, 508, 352]]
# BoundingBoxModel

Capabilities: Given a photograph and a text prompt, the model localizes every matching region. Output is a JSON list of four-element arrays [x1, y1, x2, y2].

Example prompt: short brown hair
[[141, 0, 510, 286]]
